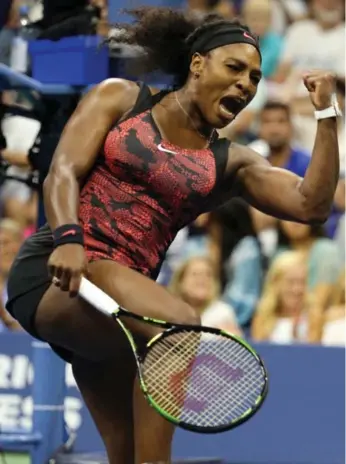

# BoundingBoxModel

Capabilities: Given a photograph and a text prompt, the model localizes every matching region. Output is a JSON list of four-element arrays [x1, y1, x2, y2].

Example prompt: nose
[[235, 74, 252, 96]]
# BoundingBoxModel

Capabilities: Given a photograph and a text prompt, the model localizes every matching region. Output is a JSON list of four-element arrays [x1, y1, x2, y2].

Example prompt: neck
[[176, 88, 214, 140], [290, 237, 314, 251], [318, 19, 341, 31], [278, 303, 302, 318], [268, 144, 291, 167], [183, 295, 206, 314]]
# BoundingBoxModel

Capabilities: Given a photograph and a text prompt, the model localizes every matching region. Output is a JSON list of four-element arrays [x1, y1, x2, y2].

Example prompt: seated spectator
[[276, 220, 343, 311], [0, 218, 23, 330], [187, 0, 235, 19], [273, 0, 345, 150], [269, 0, 308, 35], [251, 251, 319, 344], [0, 0, 19, 65], [217, 199, 276, 329], [0, 114, 40, 228], [322, 271, 345, 347], [248, 101, 311, 176], [242, 0, 284, 80], [170, 256, 242, 336]]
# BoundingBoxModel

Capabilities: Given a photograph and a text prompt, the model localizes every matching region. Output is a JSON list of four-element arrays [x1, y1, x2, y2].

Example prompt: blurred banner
[[0, 333, 344, 464]]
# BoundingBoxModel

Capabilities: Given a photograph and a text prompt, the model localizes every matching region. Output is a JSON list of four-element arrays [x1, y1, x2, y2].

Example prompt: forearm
[[299, 118, 339, 219], [43, 167, 80, 230], [1, 149, 30, 167]]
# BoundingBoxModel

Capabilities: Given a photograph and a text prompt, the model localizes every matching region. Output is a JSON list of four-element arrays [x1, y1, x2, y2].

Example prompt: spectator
[[170, 256, 242, 335], [251, 251, 319, 343], [187, 0, 235, 20], [273, 0, 345, 150], [242, 0, 284, 80], [249, 100, 344, 238], [0, 0, 20, 65], [322, 271, 345, 347], [269, 0, 308, 35], [0, 218, 23, 330], [276, 220, 343, 311], [249, 101, 311, 176], [0, 114, 40, 228], [217, 199, 275, 329]]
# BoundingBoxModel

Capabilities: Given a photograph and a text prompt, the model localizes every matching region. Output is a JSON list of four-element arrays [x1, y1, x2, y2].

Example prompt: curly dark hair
[[106, 7, 256, 87]]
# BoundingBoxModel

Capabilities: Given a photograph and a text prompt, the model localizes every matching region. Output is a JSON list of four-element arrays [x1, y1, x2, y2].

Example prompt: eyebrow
[[227, 58, 263, 79]]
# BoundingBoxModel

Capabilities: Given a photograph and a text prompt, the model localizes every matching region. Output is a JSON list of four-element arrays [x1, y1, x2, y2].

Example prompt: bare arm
[[43, 79, 140, 230], [229, 72, 340, 223], [0, 148, 30, 167]]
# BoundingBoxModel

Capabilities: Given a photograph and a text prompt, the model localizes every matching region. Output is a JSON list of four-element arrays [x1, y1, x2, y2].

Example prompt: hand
[[303, 70, 337, 110], [48, 244, 88, 297]]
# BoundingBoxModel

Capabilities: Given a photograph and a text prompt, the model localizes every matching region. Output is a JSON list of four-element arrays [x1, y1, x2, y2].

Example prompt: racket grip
[[79, 277, 120, 316]]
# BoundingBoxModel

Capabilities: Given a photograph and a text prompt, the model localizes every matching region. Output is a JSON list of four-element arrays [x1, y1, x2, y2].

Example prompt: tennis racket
[[78, 277, 268, 434]]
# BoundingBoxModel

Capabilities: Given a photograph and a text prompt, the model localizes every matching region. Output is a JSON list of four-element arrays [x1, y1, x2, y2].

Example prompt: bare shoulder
[[88, 78, 140, 115]]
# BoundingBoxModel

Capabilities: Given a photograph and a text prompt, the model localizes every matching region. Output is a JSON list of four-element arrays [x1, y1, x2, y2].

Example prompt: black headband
[[189, 25, 261, 59]]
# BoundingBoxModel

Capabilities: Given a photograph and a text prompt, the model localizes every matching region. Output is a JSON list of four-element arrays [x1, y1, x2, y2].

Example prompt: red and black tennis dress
[[6, 82, 230, 360]]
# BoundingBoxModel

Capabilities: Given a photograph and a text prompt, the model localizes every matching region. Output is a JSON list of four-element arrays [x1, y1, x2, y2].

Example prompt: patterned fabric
[[80, 110, 220, 279]]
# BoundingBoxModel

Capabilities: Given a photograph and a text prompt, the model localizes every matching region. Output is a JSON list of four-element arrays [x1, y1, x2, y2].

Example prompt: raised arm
[[230, 71, 340, 223]]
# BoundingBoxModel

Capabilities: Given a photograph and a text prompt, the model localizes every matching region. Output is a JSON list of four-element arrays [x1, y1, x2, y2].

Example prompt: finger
[[60, 269, 72, 292], [51, 267, 63, 287], [69, 271, 82, 298], [302, 74, 317, 92]]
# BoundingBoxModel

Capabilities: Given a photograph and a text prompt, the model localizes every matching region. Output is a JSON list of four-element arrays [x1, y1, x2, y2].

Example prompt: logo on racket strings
[[168, 354, 244, 413]]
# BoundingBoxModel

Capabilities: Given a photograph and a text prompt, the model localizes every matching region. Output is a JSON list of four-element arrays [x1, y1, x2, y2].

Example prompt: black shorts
[[6, 283, 73, 363], [6, 224, 74, 363]]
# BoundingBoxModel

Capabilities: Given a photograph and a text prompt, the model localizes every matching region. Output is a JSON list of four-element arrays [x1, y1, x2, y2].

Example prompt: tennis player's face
[[191, 43, 262, 128]]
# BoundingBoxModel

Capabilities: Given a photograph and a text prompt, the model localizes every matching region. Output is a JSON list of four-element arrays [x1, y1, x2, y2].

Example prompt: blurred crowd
[[0, 0, 345, 347]]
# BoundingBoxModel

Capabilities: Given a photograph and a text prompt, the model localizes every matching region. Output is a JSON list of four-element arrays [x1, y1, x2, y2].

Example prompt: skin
[[15, 39, 339, 464]]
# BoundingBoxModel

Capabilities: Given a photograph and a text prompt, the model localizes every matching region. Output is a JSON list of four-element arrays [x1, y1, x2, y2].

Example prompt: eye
[[251, 74, 261, 85], [227, 64, 240, 72]]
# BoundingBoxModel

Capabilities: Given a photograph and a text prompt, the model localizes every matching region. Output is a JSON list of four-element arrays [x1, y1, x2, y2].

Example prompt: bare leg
[[72, 355, 136, 464], [133, 376, 175, 464], [32, 259, 199, 463]]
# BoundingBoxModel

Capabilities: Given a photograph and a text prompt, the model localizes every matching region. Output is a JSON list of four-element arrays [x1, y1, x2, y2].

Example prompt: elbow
[[300, 203, 330, 225]]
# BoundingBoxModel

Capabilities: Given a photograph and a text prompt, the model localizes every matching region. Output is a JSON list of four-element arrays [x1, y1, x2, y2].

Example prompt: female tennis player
[[6, 8, 341, 464]]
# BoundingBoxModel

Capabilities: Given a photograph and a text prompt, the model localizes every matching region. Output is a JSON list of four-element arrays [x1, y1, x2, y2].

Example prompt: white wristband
[[314, 93, 343, 120]]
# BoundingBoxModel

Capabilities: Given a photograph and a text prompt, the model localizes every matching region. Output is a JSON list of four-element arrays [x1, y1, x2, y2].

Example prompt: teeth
[[220, 104, 233, 116]]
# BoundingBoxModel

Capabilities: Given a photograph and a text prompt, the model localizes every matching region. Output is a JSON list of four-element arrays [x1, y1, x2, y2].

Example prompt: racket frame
[[78, 277, 269, 433], [141, 325, 269, 434]]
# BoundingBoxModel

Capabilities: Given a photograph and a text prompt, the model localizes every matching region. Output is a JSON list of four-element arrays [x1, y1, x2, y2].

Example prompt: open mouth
[[219, 96, 246, 120]]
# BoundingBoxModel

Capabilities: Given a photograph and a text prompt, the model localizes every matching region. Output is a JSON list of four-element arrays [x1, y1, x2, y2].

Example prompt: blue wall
[[0, 333, 344, 464]]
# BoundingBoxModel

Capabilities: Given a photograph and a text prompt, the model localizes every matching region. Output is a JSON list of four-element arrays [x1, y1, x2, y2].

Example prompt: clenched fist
[[303, 71, 338, 111]]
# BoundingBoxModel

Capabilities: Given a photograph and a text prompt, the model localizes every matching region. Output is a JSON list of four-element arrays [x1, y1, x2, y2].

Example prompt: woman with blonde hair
[[170, 255, 242, 336], [251, 250, 319, 344]]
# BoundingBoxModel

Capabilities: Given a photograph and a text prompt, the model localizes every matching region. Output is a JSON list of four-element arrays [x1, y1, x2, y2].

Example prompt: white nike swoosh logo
[[157, 143, 177, 155]]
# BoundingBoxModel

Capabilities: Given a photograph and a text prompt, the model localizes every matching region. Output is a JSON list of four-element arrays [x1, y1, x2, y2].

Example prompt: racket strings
[[142, 330, 266, 428], [144, 331, 200, 417]]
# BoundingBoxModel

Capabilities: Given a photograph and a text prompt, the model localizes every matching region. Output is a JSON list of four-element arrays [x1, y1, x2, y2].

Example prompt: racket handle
[[79, 277, 120, 316]]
